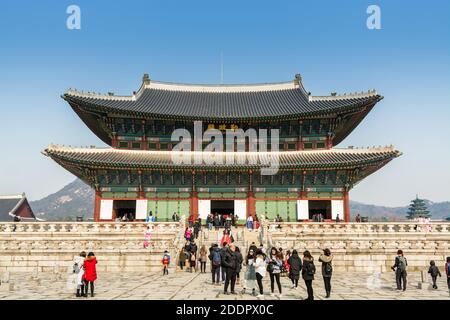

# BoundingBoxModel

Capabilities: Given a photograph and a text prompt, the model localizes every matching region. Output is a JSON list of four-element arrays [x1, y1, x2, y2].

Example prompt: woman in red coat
[[83, 252, 97, 297]]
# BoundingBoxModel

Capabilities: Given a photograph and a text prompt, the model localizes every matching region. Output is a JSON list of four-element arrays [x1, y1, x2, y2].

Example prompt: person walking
[[287, 249, 302, 289], [199, 245, 208, 273], [267, 247, 283, 297], [178, 247, 186, 271], [319, 248, 333, 298], [428, 260, 441, 289], [391, 249, 408, 291], [254, 249, 266, 298], [301, 250, 316, 300], [222, 244, 239, 295], [242, 249, 257, 296], [209, 244, 222, 285], [83, 252, 97, 298]]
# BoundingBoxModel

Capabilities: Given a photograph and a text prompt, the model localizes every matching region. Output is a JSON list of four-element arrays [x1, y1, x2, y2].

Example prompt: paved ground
[[1, 269, 449, 300]]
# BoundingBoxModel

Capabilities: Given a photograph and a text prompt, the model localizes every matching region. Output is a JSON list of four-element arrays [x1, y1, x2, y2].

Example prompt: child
[[162, 250, 171, 275], [83, 252, 97, 297], [73, 251, 86, 297], [428, 260, 441, 289]]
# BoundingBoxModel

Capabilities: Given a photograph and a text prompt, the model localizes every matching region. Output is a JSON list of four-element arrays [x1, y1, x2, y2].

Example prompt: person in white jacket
[[73, 251, 86, 297], [254, 250, 266, 298]]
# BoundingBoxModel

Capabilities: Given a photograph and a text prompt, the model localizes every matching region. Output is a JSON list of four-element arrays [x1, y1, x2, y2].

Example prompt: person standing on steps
[[143, 226, 152, 249], [319, 248, 333, 298], [162, 250, 171, 275], [391, 249, 408, 291], [222, 244, 239, 295], [288, 249, 302, 289], [246, 215, 254, 231], [301, 250, 316, 300], [199, 245, 208, 273], [254, 249, 266, 298], [178, 247, 186, 271]]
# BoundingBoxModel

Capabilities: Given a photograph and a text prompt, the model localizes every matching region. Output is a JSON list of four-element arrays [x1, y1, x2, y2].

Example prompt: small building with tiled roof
[[0, 193, 36, 222], [45, 73, 400, 222]]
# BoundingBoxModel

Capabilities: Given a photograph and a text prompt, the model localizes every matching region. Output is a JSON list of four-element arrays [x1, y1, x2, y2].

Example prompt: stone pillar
[[94, 191, 101, 222], [343, 191, 350, 222], [247, 191, 255, 219]]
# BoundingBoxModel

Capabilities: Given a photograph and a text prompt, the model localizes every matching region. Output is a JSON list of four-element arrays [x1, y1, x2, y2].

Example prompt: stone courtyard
[[1, 270, 448, 300]]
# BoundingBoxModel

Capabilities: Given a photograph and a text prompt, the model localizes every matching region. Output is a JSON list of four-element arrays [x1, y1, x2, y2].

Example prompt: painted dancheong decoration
[[43, 73, 401, 222]]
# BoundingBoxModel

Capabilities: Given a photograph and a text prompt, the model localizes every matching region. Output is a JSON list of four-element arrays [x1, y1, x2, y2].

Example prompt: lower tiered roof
[[43, 145, 401, 170]]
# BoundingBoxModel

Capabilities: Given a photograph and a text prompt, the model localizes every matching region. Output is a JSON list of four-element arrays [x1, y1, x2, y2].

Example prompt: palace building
[[44, 74, 400, 222]]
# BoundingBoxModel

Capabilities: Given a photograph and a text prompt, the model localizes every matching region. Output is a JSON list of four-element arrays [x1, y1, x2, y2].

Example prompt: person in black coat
[[301, 250, 316, 300], [287, 249, 302, 288], [319, 248, 333, 298], [235, 246, 244, 284], [222, 244, 240, 295]]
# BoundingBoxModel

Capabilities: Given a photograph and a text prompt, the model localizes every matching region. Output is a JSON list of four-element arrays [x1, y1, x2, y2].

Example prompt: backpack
[[324, 262, 333, 275], [73, 262, 80, 274], [306, 262, 316, 276], [397, 256, 407, 271], [212, 251, 221, 267], [162, 255, 170, 265]]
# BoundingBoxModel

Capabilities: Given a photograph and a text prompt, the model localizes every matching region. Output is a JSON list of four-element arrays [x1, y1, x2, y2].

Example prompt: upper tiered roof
[[63, 74, 382, 120], [43, 145, 400, 170]]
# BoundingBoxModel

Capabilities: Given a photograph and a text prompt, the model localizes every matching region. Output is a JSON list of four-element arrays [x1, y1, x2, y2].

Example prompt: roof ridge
[[309, 89, 379, 101], [44, 144, 398, 154]]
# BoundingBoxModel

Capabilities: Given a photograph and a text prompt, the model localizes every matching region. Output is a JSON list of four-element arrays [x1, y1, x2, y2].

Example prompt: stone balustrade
[[266, 222, 450, 234], [265, 222, 450, 273], [0, 222, 184, 273], [0, 222, 181, 234]]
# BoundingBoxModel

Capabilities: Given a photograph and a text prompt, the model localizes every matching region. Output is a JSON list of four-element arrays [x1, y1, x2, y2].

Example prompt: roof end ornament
[[143, 73, 151, 86], [294, 73, 302, 86]]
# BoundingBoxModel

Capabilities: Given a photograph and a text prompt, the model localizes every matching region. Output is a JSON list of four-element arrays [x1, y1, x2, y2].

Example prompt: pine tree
[[406, 196, 431, 219]]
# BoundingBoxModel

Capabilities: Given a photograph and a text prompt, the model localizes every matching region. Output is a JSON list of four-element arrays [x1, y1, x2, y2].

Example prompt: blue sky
[[0, 0, 449, 206]]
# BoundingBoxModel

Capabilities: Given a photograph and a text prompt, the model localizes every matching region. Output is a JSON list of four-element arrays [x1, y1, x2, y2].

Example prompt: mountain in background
[[30, 179, 94, 221], [29, 179, 450, 221]]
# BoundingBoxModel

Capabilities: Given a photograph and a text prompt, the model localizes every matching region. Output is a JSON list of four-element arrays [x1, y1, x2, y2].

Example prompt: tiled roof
[[63, 77, 381, 120], [43, 145, 401, 170], [0, 195, 24, 221]]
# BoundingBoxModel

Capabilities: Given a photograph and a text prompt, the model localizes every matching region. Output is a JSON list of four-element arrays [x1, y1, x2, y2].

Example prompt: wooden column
[[93, 191, 101, 222], [343, 191, 350, 222], [190, 191, 199, 220], [247, 191, 255, 219]]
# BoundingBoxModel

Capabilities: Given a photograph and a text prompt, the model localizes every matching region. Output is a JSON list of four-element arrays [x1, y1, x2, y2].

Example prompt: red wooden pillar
[[111, 136, 118, 148], [343, 191, 350, 222], [247, 191, 255, 219], [94, 191, 101, 222], [190, 191, 199, 220]]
